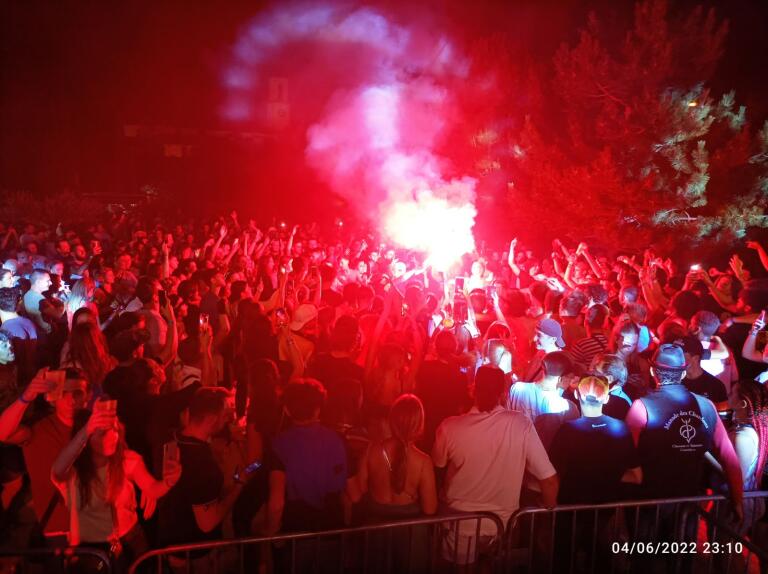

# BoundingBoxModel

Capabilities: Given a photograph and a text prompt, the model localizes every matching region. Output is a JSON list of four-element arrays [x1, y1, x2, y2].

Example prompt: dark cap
[[673, 335, 711, 360], [652, 343, 687, 371]]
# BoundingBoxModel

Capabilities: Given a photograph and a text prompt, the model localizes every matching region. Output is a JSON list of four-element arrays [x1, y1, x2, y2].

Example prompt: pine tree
[[486, 0, 767, 250]]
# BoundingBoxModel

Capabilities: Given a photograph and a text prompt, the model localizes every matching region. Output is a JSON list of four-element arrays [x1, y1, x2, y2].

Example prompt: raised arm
[[742, 315, 767, 363], [365, 288, 395, 378], [507, 238, 521, 276], [51, 410, 115, 483], [578, 243, 606, 281], [157, 300, 179, 367], [747, 240, 768, 273], [0, 369, 51, 442]]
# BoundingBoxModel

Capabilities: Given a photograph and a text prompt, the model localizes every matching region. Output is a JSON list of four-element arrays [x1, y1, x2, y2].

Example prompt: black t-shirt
[[415, 359, 469, 451], [246, 381, 282, 437], [549, 415, 639, 504], [684, 371, 728, 404], [307, 353, 365, 391], [232, 444, 286, 537], [722, 322, 766, 382], [603, 394, 631, 420], [157, 434, 224, 550]]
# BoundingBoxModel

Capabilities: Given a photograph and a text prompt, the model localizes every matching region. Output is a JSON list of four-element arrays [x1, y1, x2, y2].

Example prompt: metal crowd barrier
[[0, 546, 112, 574], [128, 512, 505, 574], [503, 491, 768, 574]]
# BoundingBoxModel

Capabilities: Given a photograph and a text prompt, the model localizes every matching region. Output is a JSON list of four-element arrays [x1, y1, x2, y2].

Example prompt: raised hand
[[20, 368, 54, 402], [729, 254, 746, 281]]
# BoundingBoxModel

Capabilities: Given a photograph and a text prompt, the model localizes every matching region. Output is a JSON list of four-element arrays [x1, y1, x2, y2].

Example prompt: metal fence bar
[[505, 491, 768, 574], [0, 547, 113, 574], [127, 512, 504, 574], [692, 502, 768, 562]]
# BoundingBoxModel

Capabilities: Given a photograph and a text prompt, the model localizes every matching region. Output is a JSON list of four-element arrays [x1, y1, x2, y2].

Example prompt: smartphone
[[690, 264, 702, 271], [45, 370, 67, 402], [163, 441, 179, 475], [94, 399, 118, 416], [275, 308, 288, 326], [158, 289, 168, 308], [233, 460, 262, 483], [453, 299, 468, 323], [455, 277, 465, 293], [199, 313, 209, 327]]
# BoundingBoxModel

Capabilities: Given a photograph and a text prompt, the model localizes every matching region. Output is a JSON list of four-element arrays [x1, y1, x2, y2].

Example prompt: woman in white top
[[51, 401, 180, 569]]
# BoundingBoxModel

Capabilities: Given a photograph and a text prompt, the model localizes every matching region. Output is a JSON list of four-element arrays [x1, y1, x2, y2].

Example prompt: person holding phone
[[51, 400, 181, 566], [0, 368, 90, 543], [157, 388, 250, 570]]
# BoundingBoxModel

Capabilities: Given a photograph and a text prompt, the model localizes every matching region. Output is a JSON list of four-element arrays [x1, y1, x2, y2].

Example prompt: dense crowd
[[0, 211, 768, 571]]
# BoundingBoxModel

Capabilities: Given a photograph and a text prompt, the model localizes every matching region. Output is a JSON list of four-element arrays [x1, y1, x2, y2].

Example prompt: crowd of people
[[1, 210, 768, 571]]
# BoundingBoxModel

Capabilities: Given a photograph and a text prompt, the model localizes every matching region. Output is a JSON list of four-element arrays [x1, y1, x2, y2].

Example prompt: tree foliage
[[472, 0, 767, 250]]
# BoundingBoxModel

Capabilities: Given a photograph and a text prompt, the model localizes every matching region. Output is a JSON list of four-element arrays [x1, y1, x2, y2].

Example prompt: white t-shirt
[[700, 340, 739, 395], [508, 382, 579, 422], [432, 406, 555, 531]]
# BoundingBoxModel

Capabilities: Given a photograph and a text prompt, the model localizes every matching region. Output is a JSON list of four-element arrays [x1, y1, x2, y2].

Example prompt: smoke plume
[[223, 2, 477, 269]]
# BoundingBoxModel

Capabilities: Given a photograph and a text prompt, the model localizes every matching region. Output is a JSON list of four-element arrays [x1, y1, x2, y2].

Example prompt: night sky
[[1, 0, 766, 205]]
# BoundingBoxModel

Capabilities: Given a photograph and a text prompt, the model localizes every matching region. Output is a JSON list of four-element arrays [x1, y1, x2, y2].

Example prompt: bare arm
[[578, 243, 606, 280], [199, 326, 217, 386], [621, 467, 643, 484], [0, 369, 50, 442], [747, 241, 768, 273], [51, 411, 114, 482], [192, 482, 244, 533], [157, 304, 179, 367], [507, 239, 521, 276], [365, 289, 395, 378], [264, 471, 286, 535], [742, 316, 767, 363], [538, 473, 559, 509], [129, 451, 181, 499]]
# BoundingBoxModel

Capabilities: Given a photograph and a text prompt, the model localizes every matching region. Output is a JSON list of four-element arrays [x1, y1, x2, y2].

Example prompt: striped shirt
[[570, 334, 609, 373]]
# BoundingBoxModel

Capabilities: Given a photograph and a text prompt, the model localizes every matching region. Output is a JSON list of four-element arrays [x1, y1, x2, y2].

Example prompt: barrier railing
[[128, 511, 505, 574], [121, 492, 767, 574], [0, 546, 112, 574], [504, 491, 768, 574]]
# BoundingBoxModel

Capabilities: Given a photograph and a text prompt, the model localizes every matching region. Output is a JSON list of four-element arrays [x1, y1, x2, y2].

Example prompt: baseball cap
[[577, 375, 610, 402], [652, 343, 688, 371], [537, 318, 565, 348], [289, 303, 319, 331], [674, 335, 711, 361]]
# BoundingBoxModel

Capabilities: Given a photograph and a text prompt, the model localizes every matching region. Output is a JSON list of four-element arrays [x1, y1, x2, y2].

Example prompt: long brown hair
[[66, 322, 113, 389], [387, 394, 424, 494], [737, 380, 768, 481], [71, 408, 127, 509]]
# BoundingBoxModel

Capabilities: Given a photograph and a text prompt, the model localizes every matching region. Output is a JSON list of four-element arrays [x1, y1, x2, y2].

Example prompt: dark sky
[[1, 0, 766, 201]]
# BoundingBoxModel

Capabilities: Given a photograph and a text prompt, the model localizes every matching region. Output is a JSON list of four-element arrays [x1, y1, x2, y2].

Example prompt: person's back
[[433, 367, 556, 523], [550, 376, 639, 504], [358, 395, 437, 519], [508, 352, 579, 447], [626, 344, 741, 502], [415, 331, 468, 450], [272, 379, 348, 531], [636, 381, 716, 497]]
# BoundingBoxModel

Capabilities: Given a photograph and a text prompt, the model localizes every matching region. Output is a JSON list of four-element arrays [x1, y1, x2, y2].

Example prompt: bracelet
[[18, 394, 33, 405]]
